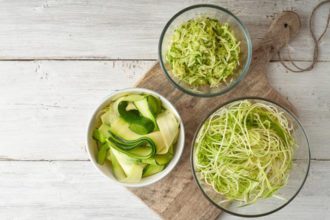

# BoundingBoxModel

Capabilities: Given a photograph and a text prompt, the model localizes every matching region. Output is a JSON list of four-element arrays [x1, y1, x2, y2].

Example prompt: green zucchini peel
[[107, 131, 156, 159], [118, 100, 155, 134]]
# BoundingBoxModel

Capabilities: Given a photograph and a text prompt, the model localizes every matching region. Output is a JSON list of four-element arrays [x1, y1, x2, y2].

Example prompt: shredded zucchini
[[194, 100, 296, 205], [166, 16, 240, 88]]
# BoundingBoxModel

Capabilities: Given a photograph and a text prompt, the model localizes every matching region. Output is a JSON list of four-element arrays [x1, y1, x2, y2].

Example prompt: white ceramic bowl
[[86, 88, 185, 187]]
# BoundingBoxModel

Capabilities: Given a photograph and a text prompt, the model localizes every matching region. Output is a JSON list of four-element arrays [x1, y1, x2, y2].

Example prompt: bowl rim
[[190, 96, 311, 217], [158, 4, 253, 97], [86, 87, 185, 188]]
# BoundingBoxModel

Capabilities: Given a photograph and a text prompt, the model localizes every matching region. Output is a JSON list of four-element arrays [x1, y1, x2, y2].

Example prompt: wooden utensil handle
[[254, 11, 301, 66]]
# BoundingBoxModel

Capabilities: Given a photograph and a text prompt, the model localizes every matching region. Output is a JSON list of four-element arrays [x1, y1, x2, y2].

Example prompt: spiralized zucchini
[[166, 16, 240, 87], [194, 100, 296, 205]]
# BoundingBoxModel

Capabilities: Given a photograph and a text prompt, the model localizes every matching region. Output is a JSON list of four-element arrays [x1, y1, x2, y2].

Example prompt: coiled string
[[278, 0, 330, 72]]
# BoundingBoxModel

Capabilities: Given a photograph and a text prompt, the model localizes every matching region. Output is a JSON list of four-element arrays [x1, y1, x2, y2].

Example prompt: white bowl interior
[[86, 88, 185, 187]]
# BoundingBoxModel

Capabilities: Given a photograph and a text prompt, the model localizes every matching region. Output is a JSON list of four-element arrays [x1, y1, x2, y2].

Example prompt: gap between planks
[[0, 159, 327, 162], [0, 58, 329, 62]]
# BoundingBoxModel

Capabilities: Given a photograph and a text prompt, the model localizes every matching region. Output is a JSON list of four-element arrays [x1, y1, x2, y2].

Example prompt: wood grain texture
[[1, 61, 330, 161], [0, 1, 329, 220], [0, 160, 328, 220], [2, 61, 330, 219], [0, 0, 329, 60], [130, 12, 301, 220], [0, 60, 154, 160], [0, 161, 158, 220]]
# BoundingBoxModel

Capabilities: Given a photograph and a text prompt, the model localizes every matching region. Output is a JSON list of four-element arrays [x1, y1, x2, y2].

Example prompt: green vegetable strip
[[93, 129, 106, 143], [147, 95, 162, 116], [93, 93, 179, 182], [118, 101, 141, 122], [108, 132, 156, 159], [97, 143, 109, 165], [194, 100, 295, 205], [166, 16, 240, 87], [118, 101, 154, 134]]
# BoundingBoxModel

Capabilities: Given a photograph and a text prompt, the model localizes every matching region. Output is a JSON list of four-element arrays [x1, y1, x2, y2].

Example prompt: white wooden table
[[1, 1, 329, 219]]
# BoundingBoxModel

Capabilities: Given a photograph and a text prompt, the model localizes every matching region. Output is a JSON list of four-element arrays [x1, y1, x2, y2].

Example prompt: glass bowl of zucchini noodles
[[159, 4, 252, 97], [191, 97, 310, 217]]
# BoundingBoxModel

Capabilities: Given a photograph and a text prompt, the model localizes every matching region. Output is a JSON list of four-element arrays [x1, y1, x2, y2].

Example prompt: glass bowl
[[191, 98, 310, 217], [159, 4, 252, 97]]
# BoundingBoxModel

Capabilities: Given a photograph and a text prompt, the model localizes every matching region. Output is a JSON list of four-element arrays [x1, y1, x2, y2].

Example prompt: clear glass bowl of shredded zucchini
[[87, 88, 184, 187], [159, 4, 252, 97], [191, 98, 310, 217]]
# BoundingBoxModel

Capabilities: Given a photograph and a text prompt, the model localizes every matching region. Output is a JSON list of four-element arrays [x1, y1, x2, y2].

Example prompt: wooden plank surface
[[0, 60, 154, 160], [0, 160, 328, 220], [0, 161, 158, 220], [0, 61, 329, 160], [0, 0, 330, 219], [0, 0, 328, 60]]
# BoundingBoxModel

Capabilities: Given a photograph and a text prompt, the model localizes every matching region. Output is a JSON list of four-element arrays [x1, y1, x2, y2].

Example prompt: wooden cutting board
[[130, 11, 301, 220]]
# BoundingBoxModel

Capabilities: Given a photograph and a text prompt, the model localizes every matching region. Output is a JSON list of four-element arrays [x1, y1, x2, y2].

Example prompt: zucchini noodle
[[166, 16, 240, 87], [194, 100, 296, 205]]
